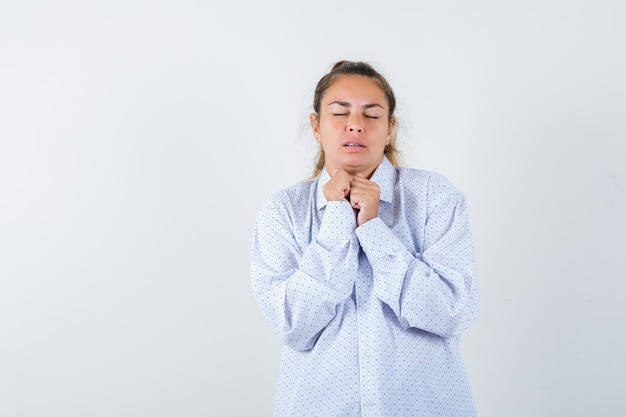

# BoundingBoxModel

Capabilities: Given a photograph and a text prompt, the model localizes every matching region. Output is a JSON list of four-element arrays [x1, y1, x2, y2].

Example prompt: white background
[[1, 1, 624, 416]]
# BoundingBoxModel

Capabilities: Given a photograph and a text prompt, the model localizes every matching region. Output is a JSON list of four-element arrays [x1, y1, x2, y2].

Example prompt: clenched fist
[[323, 169, 380, 226]]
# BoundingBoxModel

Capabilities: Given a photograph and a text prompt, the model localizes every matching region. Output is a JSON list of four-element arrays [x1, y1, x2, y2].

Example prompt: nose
[[347, 115, 363, 133]]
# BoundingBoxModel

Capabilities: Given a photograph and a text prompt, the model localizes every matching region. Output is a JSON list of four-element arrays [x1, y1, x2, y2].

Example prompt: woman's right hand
[[323, 168, 353, 201]]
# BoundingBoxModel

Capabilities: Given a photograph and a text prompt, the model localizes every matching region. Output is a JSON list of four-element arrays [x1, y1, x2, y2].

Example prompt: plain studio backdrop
[[1, 1, 624, 416]]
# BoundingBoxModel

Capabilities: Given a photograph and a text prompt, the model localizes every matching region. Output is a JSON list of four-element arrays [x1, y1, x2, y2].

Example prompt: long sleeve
[[251, 193, 360, 351], [356, 172, 479, 338]]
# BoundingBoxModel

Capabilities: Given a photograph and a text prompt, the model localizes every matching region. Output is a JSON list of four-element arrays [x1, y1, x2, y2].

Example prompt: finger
[[351, 175, 372, 184], [350, 181, 376, 194]]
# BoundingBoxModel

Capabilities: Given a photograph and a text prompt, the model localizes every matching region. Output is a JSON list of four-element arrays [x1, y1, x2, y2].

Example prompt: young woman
[[251, 61, 479, 416]]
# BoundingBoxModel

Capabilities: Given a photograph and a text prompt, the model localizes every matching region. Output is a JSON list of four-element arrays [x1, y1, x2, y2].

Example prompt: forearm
[[357, 217, 479, 338], [251, 201, 359, 350]]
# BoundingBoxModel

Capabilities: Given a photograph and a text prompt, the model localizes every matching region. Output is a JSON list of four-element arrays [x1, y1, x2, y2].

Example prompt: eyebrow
[[328, 101, 385, 110]]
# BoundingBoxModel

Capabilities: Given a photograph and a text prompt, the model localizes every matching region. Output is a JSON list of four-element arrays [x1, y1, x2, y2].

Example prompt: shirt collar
[[316, 157, 397, 209]]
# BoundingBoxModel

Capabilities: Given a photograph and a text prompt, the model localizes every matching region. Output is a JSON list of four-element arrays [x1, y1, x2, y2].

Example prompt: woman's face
[[311, 75, 395, 178]]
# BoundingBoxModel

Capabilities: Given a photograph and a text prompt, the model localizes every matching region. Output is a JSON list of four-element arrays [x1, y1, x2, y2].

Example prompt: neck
[[326, 162, 380, 179]]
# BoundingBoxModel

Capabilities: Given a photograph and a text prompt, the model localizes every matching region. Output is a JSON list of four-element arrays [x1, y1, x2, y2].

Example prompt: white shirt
[[251, 157, 479, 416]]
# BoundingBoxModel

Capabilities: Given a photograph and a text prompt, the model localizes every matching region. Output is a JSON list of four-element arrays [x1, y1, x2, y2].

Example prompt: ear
[[387, 116, 396, 141], [310, 113, 321, 142]]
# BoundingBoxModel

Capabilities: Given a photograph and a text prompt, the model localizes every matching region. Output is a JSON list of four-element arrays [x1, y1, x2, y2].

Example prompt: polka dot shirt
[[251, 157, 479, 416]]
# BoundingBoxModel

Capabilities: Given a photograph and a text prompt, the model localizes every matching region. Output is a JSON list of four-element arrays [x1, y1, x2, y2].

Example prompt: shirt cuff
[[355, 217, 405, 261], [317, 201, 357, 249]]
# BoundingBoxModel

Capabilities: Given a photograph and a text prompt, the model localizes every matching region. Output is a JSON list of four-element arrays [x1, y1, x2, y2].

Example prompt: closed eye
[[333, 113, 348, 117]]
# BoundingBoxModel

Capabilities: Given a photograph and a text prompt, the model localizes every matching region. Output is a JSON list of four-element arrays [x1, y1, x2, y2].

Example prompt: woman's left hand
[[349, 174, 380, 226]]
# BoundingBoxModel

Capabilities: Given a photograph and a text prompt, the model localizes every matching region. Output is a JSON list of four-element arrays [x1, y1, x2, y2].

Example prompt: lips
[[343, 141, 365, 147]]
